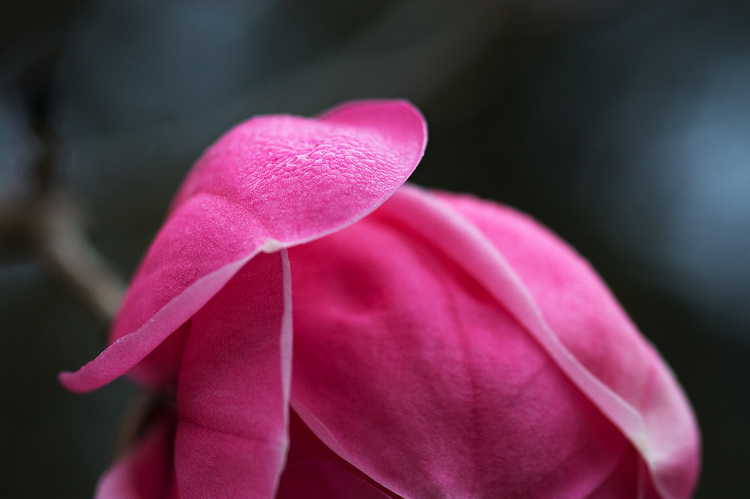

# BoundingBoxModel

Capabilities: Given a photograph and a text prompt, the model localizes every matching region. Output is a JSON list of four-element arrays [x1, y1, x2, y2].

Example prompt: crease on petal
[[373, 184, 699, 499], [60, 100, 426, 393], [277, 410, 396, 499]]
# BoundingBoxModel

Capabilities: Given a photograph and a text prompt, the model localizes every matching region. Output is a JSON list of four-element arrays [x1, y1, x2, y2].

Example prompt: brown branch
[[0, 191, 126, 325], [32, 192, 125, 324], [0, 40, 125, 329]]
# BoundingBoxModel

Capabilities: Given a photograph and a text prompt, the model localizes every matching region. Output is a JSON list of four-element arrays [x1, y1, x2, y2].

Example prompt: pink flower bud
[[61, 100, 699, 498]]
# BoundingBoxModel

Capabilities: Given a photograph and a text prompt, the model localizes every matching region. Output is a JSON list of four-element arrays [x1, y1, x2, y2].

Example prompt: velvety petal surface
[[288, 188, 644, 497], [174, 250, 292, 498], [60, 99, 426, 393], [379, 185, 700, 498]]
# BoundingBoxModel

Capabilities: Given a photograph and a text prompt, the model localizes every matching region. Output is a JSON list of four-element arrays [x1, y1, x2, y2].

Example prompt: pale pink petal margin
[[173, 249, 293, 497], [59, 254, 256, 393]]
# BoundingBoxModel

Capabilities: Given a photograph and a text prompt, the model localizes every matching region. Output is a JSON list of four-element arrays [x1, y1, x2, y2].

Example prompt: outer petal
[[95, 411, 178, 499], [173, 250, 292, 498], [289, 194, 640, 497], [289, 184, 698, 498], [60, 99, 426, 393], [384, 185, 700, 498]]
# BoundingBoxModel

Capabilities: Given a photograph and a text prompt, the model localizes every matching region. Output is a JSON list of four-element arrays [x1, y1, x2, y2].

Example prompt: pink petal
[[173, 250, 292, 498], [585, 450, 660, 499], [95, 411, 178, 499], [276, 411, 396, 499], [288, 191, 642, 497], [60, 99, 426, 393], [382, 185, 699, 498]]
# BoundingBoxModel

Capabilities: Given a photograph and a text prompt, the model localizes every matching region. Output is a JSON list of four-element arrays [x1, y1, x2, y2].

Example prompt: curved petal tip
[[60, 100, 427, 393]]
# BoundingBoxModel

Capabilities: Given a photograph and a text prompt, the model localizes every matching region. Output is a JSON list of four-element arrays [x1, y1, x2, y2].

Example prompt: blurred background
[[1, 0, 748, 497]]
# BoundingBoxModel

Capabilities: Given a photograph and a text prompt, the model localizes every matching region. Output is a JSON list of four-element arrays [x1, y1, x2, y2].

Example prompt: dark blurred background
[[1, 0, 748, 497]]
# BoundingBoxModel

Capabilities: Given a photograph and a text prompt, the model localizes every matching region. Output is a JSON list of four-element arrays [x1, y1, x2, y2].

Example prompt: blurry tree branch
[[0, 178, 125, 327], [1, 44, 125, 328]]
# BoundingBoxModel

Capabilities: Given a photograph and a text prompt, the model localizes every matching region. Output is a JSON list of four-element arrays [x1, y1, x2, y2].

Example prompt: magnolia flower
[[61, 100, 700, 498]]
